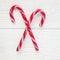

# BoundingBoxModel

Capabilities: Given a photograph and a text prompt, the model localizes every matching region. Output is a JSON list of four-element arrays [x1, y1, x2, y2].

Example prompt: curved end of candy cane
[[39, 18, 44, 27], [9, 5, 17, 23], [39, 11, 46, 27]]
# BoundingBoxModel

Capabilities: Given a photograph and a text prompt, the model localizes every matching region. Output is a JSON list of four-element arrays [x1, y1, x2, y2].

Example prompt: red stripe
[[41, 18, 44, 26]]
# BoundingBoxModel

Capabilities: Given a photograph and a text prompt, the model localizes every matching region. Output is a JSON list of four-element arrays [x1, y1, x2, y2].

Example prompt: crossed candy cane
[[9, 5, 46, 51]]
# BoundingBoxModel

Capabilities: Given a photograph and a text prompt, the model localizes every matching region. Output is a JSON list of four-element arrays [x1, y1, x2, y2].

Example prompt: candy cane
[[9, 5, 46, 51]]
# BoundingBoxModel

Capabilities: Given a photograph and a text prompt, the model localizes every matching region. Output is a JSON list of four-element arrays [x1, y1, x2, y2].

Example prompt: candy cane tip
[[36, 48, 39, 51], [11, 20, 15, 23], [40, 19, 44, 27], [16, 47, 19, 52]]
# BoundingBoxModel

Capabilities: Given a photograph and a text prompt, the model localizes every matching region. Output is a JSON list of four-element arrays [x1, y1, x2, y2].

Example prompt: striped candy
[[9, 5, 46, 51]]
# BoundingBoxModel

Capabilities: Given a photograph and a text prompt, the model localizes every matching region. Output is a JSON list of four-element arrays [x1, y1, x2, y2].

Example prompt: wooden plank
[[0, 0, 60, 28], [0, 30, 60, 60]]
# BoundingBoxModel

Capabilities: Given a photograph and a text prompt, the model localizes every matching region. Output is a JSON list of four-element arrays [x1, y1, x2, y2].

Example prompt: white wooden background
[[0, 0, 60, 60]]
